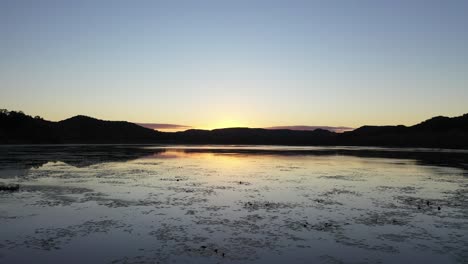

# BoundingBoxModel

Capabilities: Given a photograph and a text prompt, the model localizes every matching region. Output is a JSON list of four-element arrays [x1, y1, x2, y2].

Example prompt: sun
[[207, 119, 247, 130]]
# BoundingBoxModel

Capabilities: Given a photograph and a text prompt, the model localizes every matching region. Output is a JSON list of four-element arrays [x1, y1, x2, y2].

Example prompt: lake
[[0, 145, 467, 263]]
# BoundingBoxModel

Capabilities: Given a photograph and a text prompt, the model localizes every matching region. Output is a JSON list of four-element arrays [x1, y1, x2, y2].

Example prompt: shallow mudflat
[[0, 145, 467, 263]]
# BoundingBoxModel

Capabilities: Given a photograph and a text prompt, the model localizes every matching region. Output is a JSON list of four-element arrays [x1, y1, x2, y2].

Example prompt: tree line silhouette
[[1, 109, 467, 148]]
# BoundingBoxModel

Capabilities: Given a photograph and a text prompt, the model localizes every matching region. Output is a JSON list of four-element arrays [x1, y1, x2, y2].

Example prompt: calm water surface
[[0, 145, 467, 263]]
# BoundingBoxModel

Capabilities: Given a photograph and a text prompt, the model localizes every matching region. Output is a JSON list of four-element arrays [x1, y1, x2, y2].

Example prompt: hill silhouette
[[0, 110, 162, 144], [166, 127, 336, 145], [1, 109, 467, 148], [57, 115, 163, 143], [338, 114, 468, 148]]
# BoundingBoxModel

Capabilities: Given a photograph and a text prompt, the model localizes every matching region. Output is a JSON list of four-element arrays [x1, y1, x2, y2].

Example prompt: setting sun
[[203, 119, 248, 130]]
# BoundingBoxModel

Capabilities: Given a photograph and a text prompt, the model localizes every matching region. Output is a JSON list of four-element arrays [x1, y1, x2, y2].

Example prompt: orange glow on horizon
[[200, 119, 250, 130], [154, 128, 188, 133]]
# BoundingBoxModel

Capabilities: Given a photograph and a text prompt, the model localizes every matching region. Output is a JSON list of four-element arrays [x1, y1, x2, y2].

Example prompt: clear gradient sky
[[1, 0, 467, 130]]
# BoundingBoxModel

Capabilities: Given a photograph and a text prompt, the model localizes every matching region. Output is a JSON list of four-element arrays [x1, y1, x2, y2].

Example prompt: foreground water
[[0, 145, 467, 264]]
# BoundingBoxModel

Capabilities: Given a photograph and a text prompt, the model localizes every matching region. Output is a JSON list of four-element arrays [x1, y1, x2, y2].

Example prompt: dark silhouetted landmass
[[0, 110, 162, 144], [1, 109, 467, 148], [337, 115, 468, 148], [57, 115, 164, 143], [169, 127, 336, 145], [265, 125, 353, 133]]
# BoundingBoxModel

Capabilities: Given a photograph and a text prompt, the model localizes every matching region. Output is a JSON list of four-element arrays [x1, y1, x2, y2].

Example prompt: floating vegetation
[[0, 146, 467, 263], [0, 183, 20, 192]]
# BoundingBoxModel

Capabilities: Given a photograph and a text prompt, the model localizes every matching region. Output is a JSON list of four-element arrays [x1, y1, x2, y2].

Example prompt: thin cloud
[[265, 126, 354, 133], [135, 123, 192, 131]]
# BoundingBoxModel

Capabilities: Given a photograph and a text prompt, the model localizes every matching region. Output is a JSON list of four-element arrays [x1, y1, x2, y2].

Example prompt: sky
[[1, 0, 467, 131]]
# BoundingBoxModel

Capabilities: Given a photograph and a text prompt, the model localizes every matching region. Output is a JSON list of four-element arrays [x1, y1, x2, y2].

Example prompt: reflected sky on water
[[0, 145, 467, 263]]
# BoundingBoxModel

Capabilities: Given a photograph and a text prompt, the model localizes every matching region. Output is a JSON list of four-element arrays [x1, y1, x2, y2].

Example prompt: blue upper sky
[[1, 0, 467, 129]]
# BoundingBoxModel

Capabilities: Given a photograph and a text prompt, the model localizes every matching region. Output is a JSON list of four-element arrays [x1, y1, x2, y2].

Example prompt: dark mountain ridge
[[57, 115, 162, 143], [169, 127, 336, 145], [1, 109, 467, 148], [0, 111, 161, 144]]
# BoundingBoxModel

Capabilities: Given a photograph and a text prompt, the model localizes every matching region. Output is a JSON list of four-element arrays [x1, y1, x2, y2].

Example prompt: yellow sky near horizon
[[2, 2, 467, 130]]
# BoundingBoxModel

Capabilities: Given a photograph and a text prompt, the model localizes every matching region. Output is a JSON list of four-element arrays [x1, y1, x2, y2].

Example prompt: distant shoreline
[[1, 110, 468, 149], [2, 143, 468, 153]]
